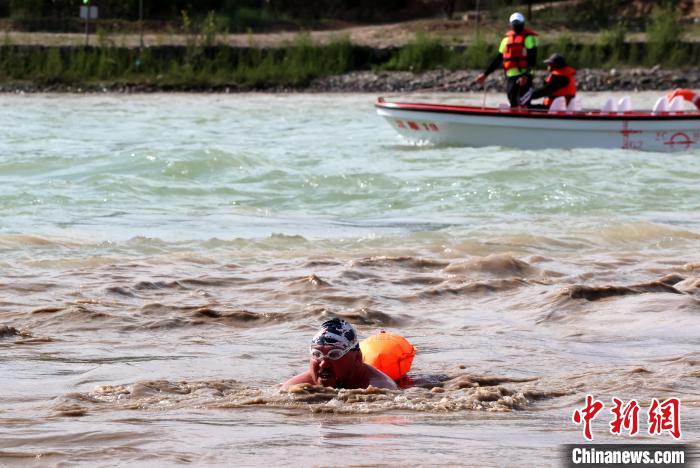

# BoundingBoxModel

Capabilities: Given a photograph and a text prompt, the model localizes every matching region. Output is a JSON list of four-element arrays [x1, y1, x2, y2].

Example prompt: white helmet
[[509, 12, 525, 24]]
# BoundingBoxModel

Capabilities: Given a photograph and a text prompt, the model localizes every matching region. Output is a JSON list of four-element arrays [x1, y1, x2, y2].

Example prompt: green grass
[[0, 28, 697, 90], [383, 33, 448, 72], [0, 34, 359, 89]]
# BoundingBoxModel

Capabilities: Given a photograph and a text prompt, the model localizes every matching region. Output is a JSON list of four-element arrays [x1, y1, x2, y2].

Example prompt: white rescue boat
[[375, 91, 700, 152]]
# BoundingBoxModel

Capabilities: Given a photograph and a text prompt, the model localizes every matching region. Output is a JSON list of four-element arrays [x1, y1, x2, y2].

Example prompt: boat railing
[[375, 96, 700, 117]]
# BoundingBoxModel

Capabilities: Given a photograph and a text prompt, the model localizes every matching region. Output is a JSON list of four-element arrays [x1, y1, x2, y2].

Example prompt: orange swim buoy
[[667, 89, 700, 110], [360, 331, 416, 380]]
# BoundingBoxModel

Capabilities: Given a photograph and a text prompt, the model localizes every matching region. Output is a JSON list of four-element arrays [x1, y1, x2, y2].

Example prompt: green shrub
[[627, 42, 642, 66], [553, 33, 575, 60], [463, 34, 491, 69], [598, 22, 627, 65], [43, 47, 63, 78], [577, 44, 600, 68], [646, 3, 683, 66], [202, 10, 228, 48], [9, 0, 43, 19], [384, 33, 447, 72]]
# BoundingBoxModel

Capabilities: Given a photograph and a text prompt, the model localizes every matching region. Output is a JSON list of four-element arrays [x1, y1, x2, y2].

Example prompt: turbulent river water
[[0, 92, 698, 467]]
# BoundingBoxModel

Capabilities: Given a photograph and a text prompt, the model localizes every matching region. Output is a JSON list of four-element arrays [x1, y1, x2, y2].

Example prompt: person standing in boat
[[474, 12, 538, 108], [529, 53, 577, 109]]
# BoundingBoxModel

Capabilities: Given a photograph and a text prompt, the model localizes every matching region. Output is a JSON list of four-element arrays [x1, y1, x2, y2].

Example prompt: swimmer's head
[[309, 318, 361, 387], [311, 318, 359, 351]]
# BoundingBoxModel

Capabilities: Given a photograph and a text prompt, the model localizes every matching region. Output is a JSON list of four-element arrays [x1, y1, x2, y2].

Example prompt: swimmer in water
[[282, 318, 398, 390]]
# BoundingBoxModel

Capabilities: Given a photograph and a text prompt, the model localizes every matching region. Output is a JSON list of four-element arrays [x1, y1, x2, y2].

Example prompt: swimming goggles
[[310, 346, 355, 361]]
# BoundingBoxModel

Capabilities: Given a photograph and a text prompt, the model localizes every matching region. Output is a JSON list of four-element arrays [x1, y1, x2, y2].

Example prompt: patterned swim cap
[[311, 318, 359, 350]]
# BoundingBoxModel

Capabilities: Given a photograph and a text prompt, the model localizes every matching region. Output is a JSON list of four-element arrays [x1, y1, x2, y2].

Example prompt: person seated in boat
[[474, 12, 538, 108], [529, 53, 577, 109], [282, 318, 398, 390]]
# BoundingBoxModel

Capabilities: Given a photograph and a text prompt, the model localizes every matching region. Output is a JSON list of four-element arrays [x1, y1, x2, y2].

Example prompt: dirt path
[[3, 21, 437, 48], [3, 19, 622, 49]]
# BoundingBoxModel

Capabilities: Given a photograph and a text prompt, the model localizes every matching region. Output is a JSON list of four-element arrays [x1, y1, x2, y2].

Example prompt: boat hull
[[376, 100, 700, 152]]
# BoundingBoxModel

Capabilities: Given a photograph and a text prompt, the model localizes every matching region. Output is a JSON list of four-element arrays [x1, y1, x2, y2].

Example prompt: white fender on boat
[[548, 96, 567, 113], [668, 95, 686, 112], [600, 98, 617, 113], [652, 97, 669, 114], [617, 96, 632, 112], [567, 97, 582, 112]]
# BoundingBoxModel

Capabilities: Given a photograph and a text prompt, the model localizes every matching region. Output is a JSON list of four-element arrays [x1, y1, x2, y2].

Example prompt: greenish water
[[0, 93, 698, 466], [1, 93, 699, 254]]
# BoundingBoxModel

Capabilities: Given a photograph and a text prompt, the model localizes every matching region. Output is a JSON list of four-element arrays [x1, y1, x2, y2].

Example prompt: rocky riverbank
[[0, 67, 696, 94], [308, 67, 700, 93]]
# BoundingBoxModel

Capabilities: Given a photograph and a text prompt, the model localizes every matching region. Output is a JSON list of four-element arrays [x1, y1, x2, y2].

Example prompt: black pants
[[505, 74, 533, 107]]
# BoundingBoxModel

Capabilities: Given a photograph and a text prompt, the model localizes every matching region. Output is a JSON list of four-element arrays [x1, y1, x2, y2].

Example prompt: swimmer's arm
[[281, 371, 314, 390], [366, 365, 398, 390]]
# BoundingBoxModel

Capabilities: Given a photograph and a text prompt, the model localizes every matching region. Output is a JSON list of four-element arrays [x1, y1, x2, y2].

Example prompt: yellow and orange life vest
[[502, 28, 538, 72]]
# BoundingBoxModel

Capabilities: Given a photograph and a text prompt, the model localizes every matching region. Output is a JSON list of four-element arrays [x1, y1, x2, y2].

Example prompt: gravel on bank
[[0, 67, 696, 94], [308, 67, 699, 93]]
